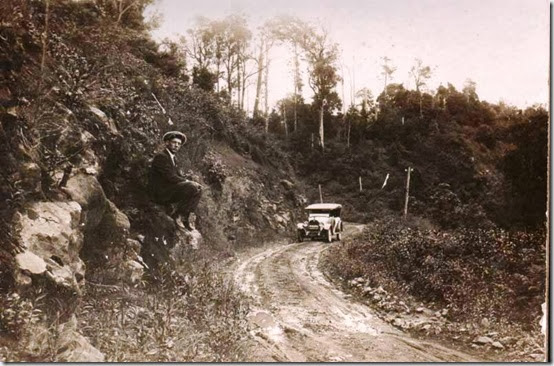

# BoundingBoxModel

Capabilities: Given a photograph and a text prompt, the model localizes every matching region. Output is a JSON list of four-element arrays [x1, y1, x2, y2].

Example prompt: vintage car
[[296, 203, 343, 243]]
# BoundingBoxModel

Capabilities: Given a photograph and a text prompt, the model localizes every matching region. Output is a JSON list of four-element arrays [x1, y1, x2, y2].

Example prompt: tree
[[97, 0, 155, 26], [192, 66, 217, 91], [409, 58, 431, 92], [300, 26, 342, 149], [355, 87, 374, 112], [185, 17, 216, 70], [462, 78, 478, 102], [252, 27, 275, 124], [155, 40, 187, 78], [185, 15, 252, 108], [252, 35, 265, 119], [501, 106, 548, 227], [218, 15, 251, 106], [266, 15, 308, 131], [409, 58, 432, 117], [380, 56, 397, 95]]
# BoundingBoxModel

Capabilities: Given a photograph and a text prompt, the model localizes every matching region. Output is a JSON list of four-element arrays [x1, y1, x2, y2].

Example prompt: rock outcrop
[[62, 172, 144, 284], [63, 173, 108, 234], [13, 201, 85, 293]]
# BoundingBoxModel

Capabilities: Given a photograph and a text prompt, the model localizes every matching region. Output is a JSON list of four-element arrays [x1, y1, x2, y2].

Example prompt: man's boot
[[173, 215, 187, 231], [183, 212, 195, 231]]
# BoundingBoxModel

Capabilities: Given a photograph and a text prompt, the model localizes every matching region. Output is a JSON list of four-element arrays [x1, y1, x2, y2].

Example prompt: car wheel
[[326, 230, 332, 243], [336, 232, 342, 241]]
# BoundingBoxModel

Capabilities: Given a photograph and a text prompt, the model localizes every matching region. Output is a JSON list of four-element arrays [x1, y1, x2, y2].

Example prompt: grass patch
[[77, 260, 250, 362]]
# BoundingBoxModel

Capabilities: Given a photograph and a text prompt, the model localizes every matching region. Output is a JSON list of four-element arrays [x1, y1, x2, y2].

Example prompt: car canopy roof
[[305, 203, 342, 210]]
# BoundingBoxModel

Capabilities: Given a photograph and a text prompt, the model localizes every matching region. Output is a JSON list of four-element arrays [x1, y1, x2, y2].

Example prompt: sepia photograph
[[0, 0, 549, 362]]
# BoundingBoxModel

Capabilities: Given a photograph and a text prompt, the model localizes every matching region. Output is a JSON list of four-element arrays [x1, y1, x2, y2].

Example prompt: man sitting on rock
[[148, 131, 202, 231]]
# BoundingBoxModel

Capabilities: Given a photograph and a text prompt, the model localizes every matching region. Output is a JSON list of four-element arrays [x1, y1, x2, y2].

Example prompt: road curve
[[232, 229, 483, 362]]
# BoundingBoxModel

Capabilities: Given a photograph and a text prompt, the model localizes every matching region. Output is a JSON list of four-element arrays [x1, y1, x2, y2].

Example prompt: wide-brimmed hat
[[162, 131, 187, 144]]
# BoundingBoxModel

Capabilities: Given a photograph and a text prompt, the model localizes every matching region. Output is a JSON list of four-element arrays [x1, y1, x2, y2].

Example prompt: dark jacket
[[148, 149, 186, 203]]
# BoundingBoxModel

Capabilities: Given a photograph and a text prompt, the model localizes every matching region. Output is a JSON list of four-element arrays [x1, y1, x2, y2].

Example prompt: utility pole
[[319, 184, 323, 203], [404, 167, 412, 218]]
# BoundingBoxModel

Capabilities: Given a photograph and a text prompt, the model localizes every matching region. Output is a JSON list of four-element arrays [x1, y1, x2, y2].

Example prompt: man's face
[[166, 138, 183, 154]]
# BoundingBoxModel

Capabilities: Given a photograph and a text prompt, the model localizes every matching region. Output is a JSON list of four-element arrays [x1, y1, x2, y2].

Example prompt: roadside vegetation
[[321, 219, 546, 360], [78, 257, 249, 362], [1, 254, 249, 362], [324, 218, 546, 322]]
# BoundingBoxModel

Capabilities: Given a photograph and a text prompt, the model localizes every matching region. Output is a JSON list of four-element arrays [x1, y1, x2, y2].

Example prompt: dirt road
[[232, 225, 484, 362]]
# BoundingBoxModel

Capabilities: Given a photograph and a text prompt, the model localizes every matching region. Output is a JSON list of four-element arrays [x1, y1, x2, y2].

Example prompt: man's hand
[[184, 169, 201, 181], [190, 181, 203, 190], [182, 178, 203, 190]]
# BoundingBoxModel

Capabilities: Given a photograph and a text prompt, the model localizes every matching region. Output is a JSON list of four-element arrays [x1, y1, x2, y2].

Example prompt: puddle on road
[[250, 311, 277, 328], [248, 310, 285, 342]]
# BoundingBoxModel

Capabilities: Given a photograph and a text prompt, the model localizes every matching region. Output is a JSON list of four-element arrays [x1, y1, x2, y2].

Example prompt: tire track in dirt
[[233, 225, 484, 362]]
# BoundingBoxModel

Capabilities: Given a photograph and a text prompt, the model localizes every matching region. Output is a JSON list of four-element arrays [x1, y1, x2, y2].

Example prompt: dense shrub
[[324, 218, 546, 325]]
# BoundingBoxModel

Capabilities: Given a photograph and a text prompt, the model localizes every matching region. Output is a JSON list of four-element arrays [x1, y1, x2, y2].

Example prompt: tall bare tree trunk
[[226, 60, 233, 103], [253, 38, 264, 117], [241, 58, 247, 111], [340, 64, 346, 114], [216, 58, 221, 93], [293, 42, 300, 132], [264, 50, 270, 116], [263, 43, 270, 133], [236, 57, 241, 109], [319, 103, 325, 150], [293, 94, 297, 132]]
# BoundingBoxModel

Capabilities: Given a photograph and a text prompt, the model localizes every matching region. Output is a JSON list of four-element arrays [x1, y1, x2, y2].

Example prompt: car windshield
[[309, 212, 330, 217], [307, 209, 340, 217]]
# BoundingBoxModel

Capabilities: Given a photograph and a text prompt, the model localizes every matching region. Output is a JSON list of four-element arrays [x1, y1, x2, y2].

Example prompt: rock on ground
[[473, 336, 494, 345], [55, 315, 105, 362]]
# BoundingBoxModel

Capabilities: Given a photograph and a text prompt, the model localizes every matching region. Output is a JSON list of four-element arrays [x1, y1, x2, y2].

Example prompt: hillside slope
[[0, 0, 304, 361]]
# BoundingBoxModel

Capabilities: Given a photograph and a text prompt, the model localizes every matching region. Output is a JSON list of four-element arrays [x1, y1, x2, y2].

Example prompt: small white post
[[404, 167, 412, 218], [381, 173, 390, 189], [359, 176, 362, 192]]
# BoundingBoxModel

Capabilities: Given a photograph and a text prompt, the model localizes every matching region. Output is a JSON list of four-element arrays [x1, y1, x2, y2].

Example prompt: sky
[[145, 0, 549, 112]]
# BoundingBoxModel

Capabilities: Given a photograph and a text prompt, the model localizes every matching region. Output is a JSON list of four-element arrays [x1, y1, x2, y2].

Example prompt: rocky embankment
[[336, 276, 546, 362], [6, 146, 304, 361]]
